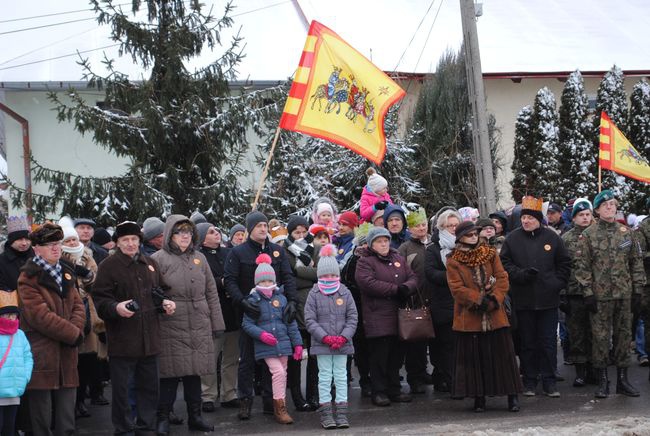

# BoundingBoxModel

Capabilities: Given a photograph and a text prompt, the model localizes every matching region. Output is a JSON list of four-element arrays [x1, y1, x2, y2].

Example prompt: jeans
[[517, 308, 558, 388], [635, 319, 647, 358], [238, 329, 272, 400], [317, 355, 349, 403]]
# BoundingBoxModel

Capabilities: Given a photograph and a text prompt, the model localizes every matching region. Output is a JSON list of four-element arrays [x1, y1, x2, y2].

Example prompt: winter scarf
[[256, 284, 277, 299], [284, 235, 314, 266], [438, 229, 456, 267], [0, 317, 19, 335], [318, 278, 341, 295], [62, 242, 85, 260]]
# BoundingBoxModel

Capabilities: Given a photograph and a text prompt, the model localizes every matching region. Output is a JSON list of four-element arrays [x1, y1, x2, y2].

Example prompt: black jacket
[[0, 245, 34, 291], [141, 242, 158, 257], [424, 234, 454, 325], [500, 226, 571, 311], [200, 245, 238, 332], [88, 241, 109, 265]]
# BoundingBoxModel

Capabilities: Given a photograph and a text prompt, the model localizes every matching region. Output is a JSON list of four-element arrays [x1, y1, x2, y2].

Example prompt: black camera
[[125, 300, 140, 312]]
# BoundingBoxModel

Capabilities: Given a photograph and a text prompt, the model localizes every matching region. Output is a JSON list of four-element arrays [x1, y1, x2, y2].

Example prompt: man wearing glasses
[[17, 222, 86, 436]]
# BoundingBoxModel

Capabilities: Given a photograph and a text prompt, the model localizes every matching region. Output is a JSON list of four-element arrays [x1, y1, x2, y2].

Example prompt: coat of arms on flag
[[279, 21, 406, 164]]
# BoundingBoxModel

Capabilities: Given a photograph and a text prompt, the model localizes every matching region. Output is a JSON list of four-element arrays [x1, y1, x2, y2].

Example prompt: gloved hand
[[212, 330, 224, 339], [374, 200, 389, 210], [74, 265, 91, 278], [331, 336, 347, 350], [293, 345, 304, 361], [559, 295, 570, 315], [476, 296, 489, 312], [584, 295, 598, 314], [322, 336, 337, 347], [486, 294, 499, 311], [523, 267, 539, 282], [398, 284, 416, 297], [259, 331, 278, 346], [283, 300, 297, 324], [631, 293, 642, 315], [241, 299, 261, 319]]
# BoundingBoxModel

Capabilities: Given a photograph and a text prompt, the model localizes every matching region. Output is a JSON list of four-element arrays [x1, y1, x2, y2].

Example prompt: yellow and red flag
[[279, 21, 406, 164], [599, 112, 650, 183]]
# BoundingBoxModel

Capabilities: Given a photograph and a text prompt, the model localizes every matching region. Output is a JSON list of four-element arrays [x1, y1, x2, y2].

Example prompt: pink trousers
[[264, 356, 288, 400]]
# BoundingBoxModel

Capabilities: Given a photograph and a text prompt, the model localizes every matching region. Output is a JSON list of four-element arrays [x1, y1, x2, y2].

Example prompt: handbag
[[398, 289, 435, 342]]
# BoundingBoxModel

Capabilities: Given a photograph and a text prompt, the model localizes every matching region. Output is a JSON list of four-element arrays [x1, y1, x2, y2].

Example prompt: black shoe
[[388, 393, 412, 403], [361, 384, 372, 398], [220, 399, 241, 409], [616, 367, 640, 397], [238, 397, 252, 421], [202, 401, 215, 413], [434, 381, 450, 393], [473, 396, 486, 413], [409, 384, 426, 394], [75, 402, 91, 419], [507, 395, 520, 412], [168, 411, 183, 425], [371, 393, 391, 407], [543, 381, 560, 398], [554, 371, 565, 382], [187, 402, 214, 432], [263, 396, 274, 415], [156, 409, 170, 436], [573, 363, 587, 387], [90, 394, 110, 406], [595, 368, 610, 399]]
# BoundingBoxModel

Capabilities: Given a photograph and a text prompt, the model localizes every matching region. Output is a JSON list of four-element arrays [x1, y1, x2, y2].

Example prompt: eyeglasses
[[445, 223, 458, 229], [464, 231, 479, 238], [41, 241, 62, 248], [173, 230, 193, 236]]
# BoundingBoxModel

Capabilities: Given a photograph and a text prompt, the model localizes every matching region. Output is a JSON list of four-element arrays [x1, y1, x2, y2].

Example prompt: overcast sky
[[1, 0, 649, 83]]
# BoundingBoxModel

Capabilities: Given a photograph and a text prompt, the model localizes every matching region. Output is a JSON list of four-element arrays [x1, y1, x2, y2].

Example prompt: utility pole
[[459, 0, 497, 214]]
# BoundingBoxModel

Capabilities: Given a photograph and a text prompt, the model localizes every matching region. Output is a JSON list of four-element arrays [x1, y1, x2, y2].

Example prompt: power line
[[391, 0, 437, 72], [0, 17, 96, 36], [231, 0, 292, 18], [413, 0, 445, 72], [0, 44, 120, 71], [0, 3, 130, 24], [0, 27, 97, 66]]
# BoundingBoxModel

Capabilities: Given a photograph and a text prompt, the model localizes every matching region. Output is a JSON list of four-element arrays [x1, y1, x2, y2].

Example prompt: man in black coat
[[0, 216, 34, 291], [74, 218, 109, 265], [500, 196, 571, 398], [224, 211, 298, 420]]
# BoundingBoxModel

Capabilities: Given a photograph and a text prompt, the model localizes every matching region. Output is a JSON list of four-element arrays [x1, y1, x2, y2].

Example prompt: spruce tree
[[510, 105, 534, 202], [558, 70, 597, 202], [528, 87, 562, 202], [626, 78, 650, 211], [594, 65, 631, 207], [8, 0, 281, 227]]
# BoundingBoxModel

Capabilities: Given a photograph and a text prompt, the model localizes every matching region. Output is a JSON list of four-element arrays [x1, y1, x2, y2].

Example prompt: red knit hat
[[338, 211, 359, 228]]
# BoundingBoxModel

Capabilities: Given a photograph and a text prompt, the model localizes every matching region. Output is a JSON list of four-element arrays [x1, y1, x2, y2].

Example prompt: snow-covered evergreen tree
[[510, 105, 534, 202], [558, 70, 597, 202], [594, 65, 631, 207], [528, 87, 562, 202], [626, 78, 650, 211]]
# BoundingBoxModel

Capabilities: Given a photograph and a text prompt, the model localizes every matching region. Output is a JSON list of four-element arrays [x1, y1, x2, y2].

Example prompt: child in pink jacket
[[359, 168, 393, 223]]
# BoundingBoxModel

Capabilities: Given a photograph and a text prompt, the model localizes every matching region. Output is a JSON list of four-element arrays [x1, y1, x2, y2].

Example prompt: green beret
[[593, 189, 615, 210]]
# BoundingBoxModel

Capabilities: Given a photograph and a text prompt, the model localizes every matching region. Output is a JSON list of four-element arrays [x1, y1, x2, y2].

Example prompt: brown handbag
[[398, 290, 435, 342]]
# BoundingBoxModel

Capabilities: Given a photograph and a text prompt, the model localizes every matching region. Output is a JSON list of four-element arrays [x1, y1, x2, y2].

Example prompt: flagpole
[[598, 163, 602, 193], [251, 126, 282, 210]]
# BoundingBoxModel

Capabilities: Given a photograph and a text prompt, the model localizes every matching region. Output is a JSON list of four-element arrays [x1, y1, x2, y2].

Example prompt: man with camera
[[93, 221, 175, 435]]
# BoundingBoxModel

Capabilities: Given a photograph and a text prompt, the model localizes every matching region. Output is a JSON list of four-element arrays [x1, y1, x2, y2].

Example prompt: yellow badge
[[273, 251, 280, 258], [272, 299, 280, 308], [394, 261, 401, 268], [193, 258, 201, 265], [621, 227, 627, 232], [338, 249, 344, 255], [544, 244, 551, 251], [336, 298, 344, 306], [148, 265, 155, 272], [64, 273, 72, 280]]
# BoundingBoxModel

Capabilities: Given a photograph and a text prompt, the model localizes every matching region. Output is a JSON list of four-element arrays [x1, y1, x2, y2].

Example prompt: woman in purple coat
[[354, 227, 418, 407]]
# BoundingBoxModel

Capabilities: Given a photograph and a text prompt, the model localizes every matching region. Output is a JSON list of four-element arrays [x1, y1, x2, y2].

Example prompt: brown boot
[[273, 399, 293, 424]]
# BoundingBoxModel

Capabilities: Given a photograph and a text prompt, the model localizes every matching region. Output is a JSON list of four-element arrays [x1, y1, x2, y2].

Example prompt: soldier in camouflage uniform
[[635, 202, 650, 382], [560, 198, 595, 387], [575, 190, 646, 398]]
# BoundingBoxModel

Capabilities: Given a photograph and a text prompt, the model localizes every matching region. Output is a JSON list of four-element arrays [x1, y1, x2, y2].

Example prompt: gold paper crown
[[521, 196, 543, 212], [0, 291, 19, 310]]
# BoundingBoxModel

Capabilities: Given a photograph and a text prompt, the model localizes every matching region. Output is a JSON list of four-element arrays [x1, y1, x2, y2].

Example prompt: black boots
[[595, 368, 610, 398], [288, 359, 312, 411], [616, 367, 640, 397], [187, 402, 214, 432], [473, 396, 486, 412], [155, 407, 169, 436], [573, 363, 587, 387], [237, 397, 252, 420], [507, 395, 520, 412], [305, 356, 320, 410]]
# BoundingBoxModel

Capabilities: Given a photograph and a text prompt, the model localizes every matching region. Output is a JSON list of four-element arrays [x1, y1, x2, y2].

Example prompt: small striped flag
[[599, 112, 650, 183]]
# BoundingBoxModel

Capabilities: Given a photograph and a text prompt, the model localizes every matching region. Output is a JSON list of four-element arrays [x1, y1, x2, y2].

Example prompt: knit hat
[[316, 202, 334, 217], [29, 223, 64, 246], [228, 224, 246, 240], [366, 226, 391, 247], [593, 189, 615, 210], [458, 207, 479, 222], [6, 216, 30, 246], [62, 226, 79, 242], [112, 221, 143, 242], [476, 218, 495, 230], [254, 253, 276, 285], [287, 215, 309, 235], [455, 221, 482, 242], [366, 167, 388, 193], [338, 211, 359, 228], [245, 211, 268, 234], [190, 211, 207, 225], [354, 222, 372, 246], [142, 217, 165, 242], [371, 209, 384, 224], [488, 211, 507, 232], [520, 195, 544, 222], [73, 218, 96, 228], [572, 197, 593, 218], [406, 207, 427, 228], [195, 222, 213, 246], [309, 224, 329, 238], [317, 244, 340, 277], [0, 290, 19, 316], [92, 227, 112, 246]]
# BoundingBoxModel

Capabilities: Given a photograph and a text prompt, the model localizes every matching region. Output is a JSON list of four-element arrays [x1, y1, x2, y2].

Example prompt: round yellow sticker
[[621, 227, 627, 232], [272, 299, 280, 307], [193, 258, 201, 265], [336, 298, 344, 306], [338, 249, 344, 255], [394, 262, 401, 268], [148, 265, 155, 272], [544, 244, 551, 251], [273, 251, 280, 258], [64, 273, 72, 280]]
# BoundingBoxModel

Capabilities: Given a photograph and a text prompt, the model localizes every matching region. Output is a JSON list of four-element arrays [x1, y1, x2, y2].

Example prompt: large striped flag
[[279, 21, 406, 164], [599, 112, 650, 183]]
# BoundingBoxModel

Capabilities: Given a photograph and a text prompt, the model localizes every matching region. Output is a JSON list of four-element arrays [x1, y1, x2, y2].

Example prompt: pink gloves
[[323, 335, 347, 350], [322, 336, 337, 346], [259, 331, 278, 346], [293, 345, 304, 361]]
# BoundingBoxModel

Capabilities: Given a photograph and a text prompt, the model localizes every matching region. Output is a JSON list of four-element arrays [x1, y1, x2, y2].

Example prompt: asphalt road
[[76, 355, 650, 435]]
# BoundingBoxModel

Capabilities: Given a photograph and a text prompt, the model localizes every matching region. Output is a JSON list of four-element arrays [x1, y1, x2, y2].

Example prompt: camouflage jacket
[[561, 224, 590, 296], [636, 218, 650, 286], [575, 219, 645, 300]]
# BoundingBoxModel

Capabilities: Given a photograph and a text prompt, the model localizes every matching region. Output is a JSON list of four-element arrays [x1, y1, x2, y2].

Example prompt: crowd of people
[[0, 166, 648, 435]]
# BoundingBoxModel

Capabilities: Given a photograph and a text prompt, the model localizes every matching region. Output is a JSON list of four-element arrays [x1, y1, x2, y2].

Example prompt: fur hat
[[112, 221, 143, 242], [520, 195, 544, 222], [29, 223, 64, 246], [92, 227, 113, 246], [366, 167, 388, 193], [6, 216, 30, 246], [0, 290, 19, 316], [254, 253, 276, 285], [366, 226, 391, 247], [338, 211, 359, 228], [142, 217, 165, 242], [572, 197, 593, 218], [190, 211, 207, 225], [317, 244, 340, 278], [245, 211, 268, 234], [406, 207, 427, 228]]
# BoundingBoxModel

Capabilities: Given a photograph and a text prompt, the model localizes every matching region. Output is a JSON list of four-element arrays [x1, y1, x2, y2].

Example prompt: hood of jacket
[[162, 214, 197, 254]]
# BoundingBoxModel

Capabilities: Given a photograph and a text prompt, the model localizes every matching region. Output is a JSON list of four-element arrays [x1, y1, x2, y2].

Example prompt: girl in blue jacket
[[242, 254, 303, 425], [0, 290, 33, 435]]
